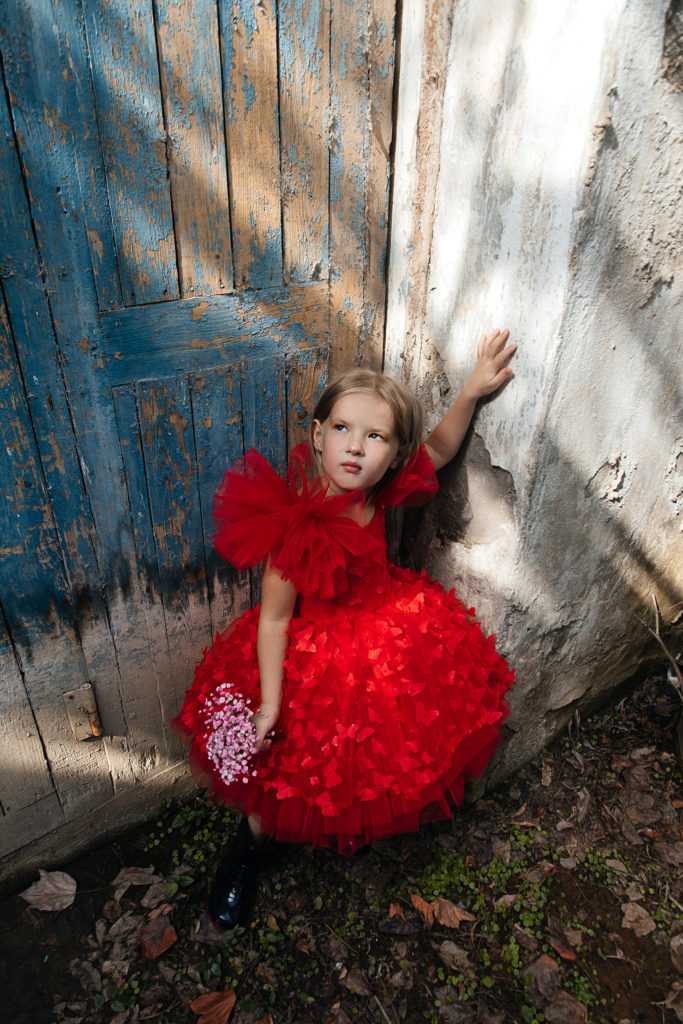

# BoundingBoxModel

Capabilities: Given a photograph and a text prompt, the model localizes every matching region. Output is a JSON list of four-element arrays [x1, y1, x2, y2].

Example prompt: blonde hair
[[308, 367, 424, 500]]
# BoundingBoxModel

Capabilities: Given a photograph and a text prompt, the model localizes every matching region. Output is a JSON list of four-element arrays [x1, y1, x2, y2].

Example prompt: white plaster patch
[[585, 452, 635, 508], [665, 437, 683, 525]]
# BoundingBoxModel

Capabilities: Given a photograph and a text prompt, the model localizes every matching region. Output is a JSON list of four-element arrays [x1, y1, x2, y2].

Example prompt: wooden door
[[0, 0, 396, 867]]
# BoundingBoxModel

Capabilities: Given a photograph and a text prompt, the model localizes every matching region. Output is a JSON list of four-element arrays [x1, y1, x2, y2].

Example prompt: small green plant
[[143, 793, 235, 875]]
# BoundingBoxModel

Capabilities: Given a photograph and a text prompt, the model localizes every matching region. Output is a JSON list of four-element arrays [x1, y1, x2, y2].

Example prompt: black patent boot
[[208, 816, 272, 930]]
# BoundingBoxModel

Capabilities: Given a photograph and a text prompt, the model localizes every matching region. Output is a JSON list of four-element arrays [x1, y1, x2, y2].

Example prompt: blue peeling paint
[[242, 73, 256, 115], [279, 0, 324, 86], [236, 0, 259, 50], [248, 225, 283, 289], [220, 2, 237, 123], [339, 38, 348, 80]]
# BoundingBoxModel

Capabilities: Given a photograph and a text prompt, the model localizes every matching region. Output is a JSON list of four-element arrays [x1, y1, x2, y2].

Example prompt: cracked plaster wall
[[386, 0, 683, 781]]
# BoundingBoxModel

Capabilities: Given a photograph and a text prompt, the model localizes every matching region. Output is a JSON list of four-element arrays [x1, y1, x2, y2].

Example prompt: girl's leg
[[247, 812, 263, 839]]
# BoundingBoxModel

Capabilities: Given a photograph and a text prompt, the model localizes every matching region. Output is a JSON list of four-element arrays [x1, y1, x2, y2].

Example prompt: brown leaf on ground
[[112, 866, 163, 887], [100, 959, 130, 985], [549, 938, 577, 961], [494, 893, 519, 910], [620, 901, 656, 936], [141, 881, 176, 909], [671, 933, 683, 973], [340, 966, 371, 996], [544, 989, 588, 1023], [19, 869, 77, 911], [524, 861, 556, 885], [189, 988, 237, 1024], [523, 954, 561, 1006], [388, 902, 406, 919], [563, 927, 584, 948], [409, 893, 475, 929], [433, 897, 476, 928], [410, 893, 435, 926], [437, 939, 471, 971], [660, 981, 683, 1022], [140, 914, 177, 959], [108, 912, 142, 941], [148, 901, 175, 921], [654, 840, 683, 866]]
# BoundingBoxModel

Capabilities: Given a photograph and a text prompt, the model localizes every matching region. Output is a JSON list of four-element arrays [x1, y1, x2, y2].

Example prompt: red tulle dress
[[171, 441, 515, 856]]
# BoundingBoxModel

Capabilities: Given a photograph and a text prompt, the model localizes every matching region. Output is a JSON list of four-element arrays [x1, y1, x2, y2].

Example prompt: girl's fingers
[[480, 328, 511, 359], [494, 344, 517, 368]]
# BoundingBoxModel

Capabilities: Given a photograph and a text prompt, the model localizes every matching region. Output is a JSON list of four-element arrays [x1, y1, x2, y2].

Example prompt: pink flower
[[201, 682, 258, 786]]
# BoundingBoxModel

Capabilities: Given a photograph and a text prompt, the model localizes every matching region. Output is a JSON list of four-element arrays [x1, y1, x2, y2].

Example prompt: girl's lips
[[341, 463, 361, 473]]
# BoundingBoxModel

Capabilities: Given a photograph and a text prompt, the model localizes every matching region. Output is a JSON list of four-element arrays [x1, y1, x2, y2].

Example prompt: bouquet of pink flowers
[[203, 682, 260, 786]]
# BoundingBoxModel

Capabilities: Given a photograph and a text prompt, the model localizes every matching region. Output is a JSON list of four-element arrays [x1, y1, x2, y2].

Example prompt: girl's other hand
[[252, 704, 281, 755], [464, 328, 517, 400]]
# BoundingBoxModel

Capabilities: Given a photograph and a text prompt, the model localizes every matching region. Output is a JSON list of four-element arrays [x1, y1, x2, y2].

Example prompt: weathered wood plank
[[191, 366, 251, 637], [0, 793, 64, 860], [0, 761, 193, 893], [100, 282, 329, 384], [241, 355, 287, 604], [82, 0, 178, 304], [366, 0, 396, 366], [109, 386, 182, 771], [329, 0, 371, 373], [285, 346, 330, 450], [156, 0, 233, 298], [278, 0, 331, 283], [1, 4, 156, 794], [0, 293, 114, 817], [0, 616, 54, 816], [221, 0, 282, 289], [137, 377, 212, 732]]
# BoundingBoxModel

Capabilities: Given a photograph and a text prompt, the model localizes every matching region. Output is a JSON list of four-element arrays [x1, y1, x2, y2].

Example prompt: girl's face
[[312, 390, 400, 497]]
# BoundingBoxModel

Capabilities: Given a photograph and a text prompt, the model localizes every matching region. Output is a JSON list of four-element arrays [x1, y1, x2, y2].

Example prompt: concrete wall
[[386, 0, 683, 777]]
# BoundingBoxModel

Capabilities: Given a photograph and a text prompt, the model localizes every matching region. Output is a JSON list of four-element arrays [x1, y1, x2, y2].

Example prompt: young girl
[[172, 328, 518, 930]]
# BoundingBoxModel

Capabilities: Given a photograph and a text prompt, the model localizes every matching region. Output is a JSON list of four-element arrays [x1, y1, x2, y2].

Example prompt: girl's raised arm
[[425, 328, 516, 471]]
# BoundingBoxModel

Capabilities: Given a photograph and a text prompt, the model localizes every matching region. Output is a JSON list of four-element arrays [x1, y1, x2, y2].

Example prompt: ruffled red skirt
[[171, 565, 515, 857]]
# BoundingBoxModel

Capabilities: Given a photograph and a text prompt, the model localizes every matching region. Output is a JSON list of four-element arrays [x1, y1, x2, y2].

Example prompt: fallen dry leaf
[[409, 893, 475, 929], [523, 953, 561, 1003], [19, 869, 77, 911], [671, 934, 683, 973], [494, 893, 519, 910], [340, 966, 371, 996], [112, 866, 163, 887], [437, 939, 471, 971], [620, 901, 656, 937], [410, 893, 435, 926], [141, 881, 175, 909], [388, 902, 406, 919], [549, 938, 577, 962], [544, 989, 588, 1023], [108, 911, 142, 941], [189, 988, 237, 1024], [140, 914, 177, 959], [433, 897, 476, 929], [659, 981, 683, 1022]]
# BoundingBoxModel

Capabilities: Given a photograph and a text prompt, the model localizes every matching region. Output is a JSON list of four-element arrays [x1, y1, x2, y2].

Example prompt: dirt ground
[[1, 664, 682, 1024]]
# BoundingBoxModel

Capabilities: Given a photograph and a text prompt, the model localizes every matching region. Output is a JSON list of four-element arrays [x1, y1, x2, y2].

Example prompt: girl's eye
[[332, 423, 385, 440]]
